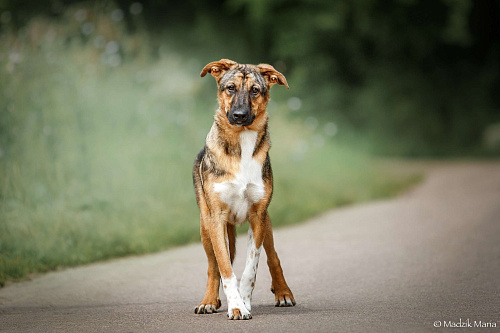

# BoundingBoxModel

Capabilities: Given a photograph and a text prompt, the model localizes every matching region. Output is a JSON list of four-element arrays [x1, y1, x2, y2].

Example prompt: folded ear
[[200, 59, 237, 81], [257, 63, 289, 89]]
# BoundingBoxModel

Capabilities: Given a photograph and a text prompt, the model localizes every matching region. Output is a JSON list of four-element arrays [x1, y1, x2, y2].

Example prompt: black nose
[[232, 110, 248, 122]]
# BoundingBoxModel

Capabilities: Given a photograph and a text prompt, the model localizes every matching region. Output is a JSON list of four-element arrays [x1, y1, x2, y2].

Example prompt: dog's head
[[201, 59, 288, 127]]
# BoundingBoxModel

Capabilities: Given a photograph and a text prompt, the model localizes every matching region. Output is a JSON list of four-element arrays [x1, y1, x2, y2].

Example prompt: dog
[[193, 59, 296, 320]]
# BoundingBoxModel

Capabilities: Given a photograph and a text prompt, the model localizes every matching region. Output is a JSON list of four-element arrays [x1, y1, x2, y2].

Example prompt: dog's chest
[[213, 130, 265, 224]]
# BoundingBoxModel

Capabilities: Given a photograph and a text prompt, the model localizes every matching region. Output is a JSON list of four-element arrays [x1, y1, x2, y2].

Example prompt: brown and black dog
[[193, 59, 296, 320]]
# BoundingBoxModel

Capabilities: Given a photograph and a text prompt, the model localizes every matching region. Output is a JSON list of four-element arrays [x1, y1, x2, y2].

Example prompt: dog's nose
[[232, 110, 248, 122]]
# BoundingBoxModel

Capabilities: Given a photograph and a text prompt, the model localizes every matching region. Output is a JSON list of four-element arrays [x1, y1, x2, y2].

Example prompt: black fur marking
[[193, 146, 205, 185], [253, 122, 269, 156], [223, 140, 241, 156], [262, 153, 273, 207], [239, 65, 247, 79], [204, 147, 227, 177], [192, 146, 206, 207], [247, 67, 268, 95], [219, 66, 268, 96], [219, 69, 239, 91], [215, 120, 241, 156], [232, 85, 249, 113], [193, 146, 227, 216], [262, 153, 273, 183]]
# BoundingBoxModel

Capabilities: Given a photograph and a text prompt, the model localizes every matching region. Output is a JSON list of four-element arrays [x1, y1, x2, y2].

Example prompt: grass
[[0, 10, 421, 286]]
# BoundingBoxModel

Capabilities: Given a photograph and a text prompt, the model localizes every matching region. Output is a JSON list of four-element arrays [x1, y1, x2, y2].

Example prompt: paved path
[[1, 162, 499, 332]]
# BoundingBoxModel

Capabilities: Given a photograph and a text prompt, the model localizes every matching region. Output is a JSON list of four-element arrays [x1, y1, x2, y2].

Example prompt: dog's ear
[[257, 63, 289, 89], [200, 59, 237, 81]]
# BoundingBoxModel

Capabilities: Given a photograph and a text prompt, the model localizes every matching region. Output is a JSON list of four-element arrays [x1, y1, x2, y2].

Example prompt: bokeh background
[[1, 0, 499, 285]]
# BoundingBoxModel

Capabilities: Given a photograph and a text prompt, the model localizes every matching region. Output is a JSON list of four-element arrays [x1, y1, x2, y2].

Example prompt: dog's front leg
[[238, 216, 265, 312], [209, 213, 252, 320]]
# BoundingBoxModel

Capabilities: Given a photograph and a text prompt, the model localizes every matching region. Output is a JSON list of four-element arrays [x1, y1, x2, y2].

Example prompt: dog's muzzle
[[229, 110, 254, 126]]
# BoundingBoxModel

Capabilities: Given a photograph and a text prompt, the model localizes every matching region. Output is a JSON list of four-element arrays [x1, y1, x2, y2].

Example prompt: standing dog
[[193, 59, 296, 320]]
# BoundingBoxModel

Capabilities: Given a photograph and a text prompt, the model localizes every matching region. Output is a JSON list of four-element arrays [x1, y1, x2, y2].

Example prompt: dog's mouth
[[227, 112, 255, 127], [229, 119, 254, 127]]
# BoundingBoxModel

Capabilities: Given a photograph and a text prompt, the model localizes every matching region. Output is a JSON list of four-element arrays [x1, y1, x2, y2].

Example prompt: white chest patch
[[213, 130, 265, 224]]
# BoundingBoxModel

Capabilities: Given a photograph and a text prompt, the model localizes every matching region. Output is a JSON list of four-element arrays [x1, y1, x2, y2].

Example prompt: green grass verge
[[0, 13, 422, 286]]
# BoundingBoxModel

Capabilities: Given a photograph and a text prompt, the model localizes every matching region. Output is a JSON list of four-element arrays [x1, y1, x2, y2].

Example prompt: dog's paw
[[271, 286, 296, 307], [227, 307, 252, 320], [194, 298, 222, 314], [241, 294, 251, 312], [226, 296, 252, 320]]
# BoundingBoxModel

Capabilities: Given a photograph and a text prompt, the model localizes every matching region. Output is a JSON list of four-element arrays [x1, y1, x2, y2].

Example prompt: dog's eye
[[251, 86, 260, 95], [226, 84, 235, 93]]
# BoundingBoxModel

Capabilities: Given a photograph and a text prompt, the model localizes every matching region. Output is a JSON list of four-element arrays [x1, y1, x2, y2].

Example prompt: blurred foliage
[[2, 0, 499, 155], [0, 0, 498, 285], [0, 3, 421, 284]]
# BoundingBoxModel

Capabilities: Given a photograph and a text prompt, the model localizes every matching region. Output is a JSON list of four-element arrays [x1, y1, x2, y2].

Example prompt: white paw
[[227, 287, 251, 319], [227, 305, 252, 320], [242, 296, 251, 311], [222, 274, 252, 320]]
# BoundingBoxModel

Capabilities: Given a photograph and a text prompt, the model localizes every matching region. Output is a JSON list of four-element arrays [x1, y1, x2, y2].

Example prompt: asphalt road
[[1, 162, 499, 332]]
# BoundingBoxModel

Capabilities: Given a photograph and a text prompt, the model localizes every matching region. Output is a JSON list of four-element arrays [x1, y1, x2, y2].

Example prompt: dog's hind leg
[[263, 214, 296, 307], [194, 214, 222, 314]]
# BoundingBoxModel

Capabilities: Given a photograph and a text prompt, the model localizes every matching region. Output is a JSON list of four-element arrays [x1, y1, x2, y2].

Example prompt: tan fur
[[193, 59, 295, 318]]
